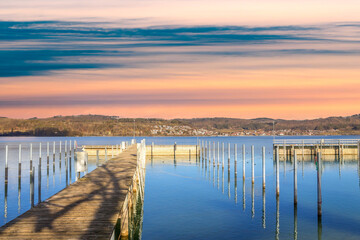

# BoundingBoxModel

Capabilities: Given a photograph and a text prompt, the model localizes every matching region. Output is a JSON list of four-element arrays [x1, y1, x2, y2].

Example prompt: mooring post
[[294, 151, 298, 205], [251, 145, 254, 184], [105, 147, 108, 162], [209, 141, 211, 166], [222, 142, 225, 169], [189, 149, 191, 161], [30, 143, 33, 171], [317, 151, 322, 216], [358, 141, 360, 161], [69, 141, 72, 184], [217, 142, 220, 166], [234, 144, 237, 175], [213, 142, 215, 166], [262, 146, 265, 189], [52, 141, 55, 171], [208, 141, 211, 164], [65, 140, 67, 160], [30, 166, 35, 207], [65, 144, 68, 187], [38, 162, 42, 203], [39, 142, 42, 171], [242, 144, 245, 180], [283, 140, 286, 161], [302, 140, 305, 160], [59, 141, 62, 168], [47, 142, 50, 167], [228, 143, 231, 167], [5, 145, 8, 184], [18, 144, 22, 179], [276, 146, 280, 196], [174, 142, 177, 160]]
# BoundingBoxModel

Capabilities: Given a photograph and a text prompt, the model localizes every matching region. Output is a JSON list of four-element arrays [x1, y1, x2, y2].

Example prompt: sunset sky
[[1, 0, 360, 119]]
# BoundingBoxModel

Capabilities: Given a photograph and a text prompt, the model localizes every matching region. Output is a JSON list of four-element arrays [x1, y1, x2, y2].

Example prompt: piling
[[59, 141, 62, 169], [222, 142, 225, 169], [47, 142, 50, 167], [65, 141, 67, 160], [283, 140, 286, 161], [30, 167, 35, 207], [276, 146, 280, 196], [358, 141, 360, 161], [251, 145, 254, 184], [234, 144, 237, 175], [52, 142, 55, 172], [18, 144, 22, 179], [30, 143, 33, 171], [213, 142, 215, 167], [38, 163, 41, 203], [65, 144, 68, 187], [5, 145, 8, 183], [228, 143, 230, 169], [294, 152, 298, 205], [217, 142, 220, 166], [262, 146, 265, 189], [242, 144, 245, 180], [105, 147, 108, 162], [317, 151, 322, 216], [112, 145, 114, 158]]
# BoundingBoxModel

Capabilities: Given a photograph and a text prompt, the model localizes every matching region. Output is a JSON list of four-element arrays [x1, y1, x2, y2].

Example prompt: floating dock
[[0, 143, 146, 240]]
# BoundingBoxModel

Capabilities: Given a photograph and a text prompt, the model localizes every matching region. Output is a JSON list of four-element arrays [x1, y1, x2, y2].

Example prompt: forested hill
[[1, 114, 360, 136]]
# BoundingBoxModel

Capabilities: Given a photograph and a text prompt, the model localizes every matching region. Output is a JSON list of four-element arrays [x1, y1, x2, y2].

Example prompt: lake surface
[[1, 136, 360, 240]]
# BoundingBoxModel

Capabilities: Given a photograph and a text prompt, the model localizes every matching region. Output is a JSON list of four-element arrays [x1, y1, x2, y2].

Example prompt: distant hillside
[[1, 114, 360, 136]]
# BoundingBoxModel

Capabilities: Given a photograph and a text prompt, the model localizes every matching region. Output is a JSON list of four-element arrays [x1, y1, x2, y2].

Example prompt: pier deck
[[0, 145, 138, 239]]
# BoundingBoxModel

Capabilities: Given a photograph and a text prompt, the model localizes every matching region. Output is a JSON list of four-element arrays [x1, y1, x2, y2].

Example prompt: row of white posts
[[198, 141, 267, 188], [198, 140, 323, 216], [3, 140, 131, 215]]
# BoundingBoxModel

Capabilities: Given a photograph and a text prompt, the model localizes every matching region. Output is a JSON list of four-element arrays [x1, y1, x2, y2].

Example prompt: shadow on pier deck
[[0, 145, 138, 239]]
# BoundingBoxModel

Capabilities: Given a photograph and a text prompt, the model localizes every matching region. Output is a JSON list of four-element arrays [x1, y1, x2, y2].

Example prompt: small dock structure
[[273, 139, 360, 161]]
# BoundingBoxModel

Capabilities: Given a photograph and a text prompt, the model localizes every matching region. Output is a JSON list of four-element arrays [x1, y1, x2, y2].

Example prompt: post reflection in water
[[318, 215, 322, 240], [228, 169, 231, 199], [242, 179, 245, 211], [251, 182, 254, 218], [217, 165, 219, 189], [213, 166, 215, 187], [222, 167, 224, 194], [275, 195, 280, 240], [234, 174, 237, 204], [262, 189, 266, 229], [294, 204, 298, 240], [4, 182, 8, 219], [18, 176, 21, 214]]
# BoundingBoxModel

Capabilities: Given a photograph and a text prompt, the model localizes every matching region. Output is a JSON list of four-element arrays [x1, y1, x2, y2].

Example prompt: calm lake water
[[1, 136, 360, 240]]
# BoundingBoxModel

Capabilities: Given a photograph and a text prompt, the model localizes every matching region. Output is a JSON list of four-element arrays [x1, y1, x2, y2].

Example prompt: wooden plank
[[0, 145, 138, 240]]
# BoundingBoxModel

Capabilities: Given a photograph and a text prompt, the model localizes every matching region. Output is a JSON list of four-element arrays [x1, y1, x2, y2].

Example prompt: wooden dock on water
[[0, 145, 140, 240]]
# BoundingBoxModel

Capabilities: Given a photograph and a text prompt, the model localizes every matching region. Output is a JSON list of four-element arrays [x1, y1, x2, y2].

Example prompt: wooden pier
[[273, 139, 360, 161], [0, 144, 145, 240]]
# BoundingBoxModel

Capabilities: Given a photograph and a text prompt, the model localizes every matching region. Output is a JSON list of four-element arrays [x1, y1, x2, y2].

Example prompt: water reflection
[[275, 195, 280, 240], [294, 205, 298, 240], [262, 189, 266, 229], [242, 179, 245, 211], [251, 182, 254, 218]]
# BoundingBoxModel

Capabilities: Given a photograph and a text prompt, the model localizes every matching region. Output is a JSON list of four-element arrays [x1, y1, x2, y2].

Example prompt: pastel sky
[[1, 1, 360, 119]]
